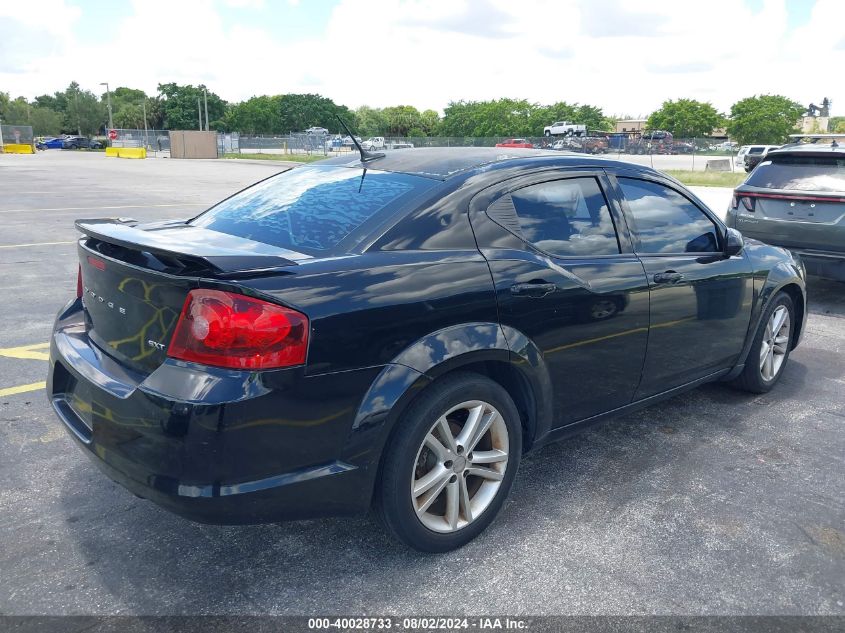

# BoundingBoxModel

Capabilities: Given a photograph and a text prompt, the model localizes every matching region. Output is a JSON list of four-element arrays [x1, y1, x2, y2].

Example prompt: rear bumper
[[48, 299, 383, 524], [788, 249, 845, 281]]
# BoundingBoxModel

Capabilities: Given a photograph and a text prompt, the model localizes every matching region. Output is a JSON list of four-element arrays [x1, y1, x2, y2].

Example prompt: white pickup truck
[[543, 121, 586, 137]]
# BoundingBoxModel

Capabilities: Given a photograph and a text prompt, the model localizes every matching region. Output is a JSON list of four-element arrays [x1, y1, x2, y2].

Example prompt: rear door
[[611, 174, 754, 398], [471, 170, 650, 427]]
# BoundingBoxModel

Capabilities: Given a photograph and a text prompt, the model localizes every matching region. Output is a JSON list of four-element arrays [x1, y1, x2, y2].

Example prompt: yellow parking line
[[0, 381, 46, 398], [0, 342, 50, 361], [0, 241, 75, 249]]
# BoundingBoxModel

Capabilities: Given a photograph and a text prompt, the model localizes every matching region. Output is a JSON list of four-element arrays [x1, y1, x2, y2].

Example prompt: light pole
[[100, 82, 114, 132], [203, 89, 209, 132]]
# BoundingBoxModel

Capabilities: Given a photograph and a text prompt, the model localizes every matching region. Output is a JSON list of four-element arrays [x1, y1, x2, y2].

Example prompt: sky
[[1, 0, 842, 117]]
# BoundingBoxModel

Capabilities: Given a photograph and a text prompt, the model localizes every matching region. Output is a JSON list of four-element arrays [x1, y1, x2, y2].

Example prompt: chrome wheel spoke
[[445, 480, 460, 530], [466, 465, 504, 481], [471, 448, 508, 464], [435, 416, 458, 453], [413, 465, 449, 498], [455, 403, 484, 449], [415, 472, 450, 514], [459, 476, 473, 523], [759, 341, 771, 368], [424, 431, 449, 462]]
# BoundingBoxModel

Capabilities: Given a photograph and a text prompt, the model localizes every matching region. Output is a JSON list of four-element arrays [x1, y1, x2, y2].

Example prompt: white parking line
[[0, 241, 76, 249], [0, 203, 207, 214]]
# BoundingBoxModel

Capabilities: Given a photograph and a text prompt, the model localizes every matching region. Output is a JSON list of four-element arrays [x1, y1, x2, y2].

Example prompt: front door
[[613, 175, 754, 398], [471, 172, 650, 427]]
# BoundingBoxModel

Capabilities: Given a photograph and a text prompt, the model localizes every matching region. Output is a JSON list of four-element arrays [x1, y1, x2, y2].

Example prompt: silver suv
[[727, 141, 845, 281]]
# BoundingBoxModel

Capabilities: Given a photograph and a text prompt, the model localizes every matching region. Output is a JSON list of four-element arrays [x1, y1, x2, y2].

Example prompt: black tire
[[544, 130, 551, 137], [375, 372, 522, 552], [731, 291, 795, 394]]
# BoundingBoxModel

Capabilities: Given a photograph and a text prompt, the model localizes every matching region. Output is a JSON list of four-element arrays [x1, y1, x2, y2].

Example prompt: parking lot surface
[[1, 151, 842, 616]]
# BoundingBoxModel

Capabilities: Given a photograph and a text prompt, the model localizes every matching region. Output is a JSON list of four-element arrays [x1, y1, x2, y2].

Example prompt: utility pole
[[203, 89, 209, 132], [0, 116, 4, 154], [142, 99, 149, 150], [197, 97, 202, 131], [99, 82, 113, 132]]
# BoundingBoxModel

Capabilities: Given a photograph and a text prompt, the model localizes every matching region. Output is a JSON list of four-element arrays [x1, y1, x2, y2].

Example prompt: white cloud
[[1, 0, 842, 119]]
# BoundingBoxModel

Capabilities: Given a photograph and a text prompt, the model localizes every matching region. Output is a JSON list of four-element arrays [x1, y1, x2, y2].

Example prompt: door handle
[[510, 282, 558, 297], [653, 271, 684, 284]]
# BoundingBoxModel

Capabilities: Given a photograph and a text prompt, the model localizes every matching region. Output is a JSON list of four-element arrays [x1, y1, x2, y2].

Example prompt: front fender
[[728, 241, 807, 377]]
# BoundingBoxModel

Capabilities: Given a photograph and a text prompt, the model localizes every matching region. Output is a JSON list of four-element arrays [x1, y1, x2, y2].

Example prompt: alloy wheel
[[410, 400, 509, 533], [760, 305, 790, 382]]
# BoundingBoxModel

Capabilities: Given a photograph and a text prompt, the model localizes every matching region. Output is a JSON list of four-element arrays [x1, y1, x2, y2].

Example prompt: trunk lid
[[77, 219, 307, 373], [735, 191, 845, 253]]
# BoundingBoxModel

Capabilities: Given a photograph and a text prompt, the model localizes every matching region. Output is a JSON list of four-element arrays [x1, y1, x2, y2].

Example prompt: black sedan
[[48, 148, 806, 552]]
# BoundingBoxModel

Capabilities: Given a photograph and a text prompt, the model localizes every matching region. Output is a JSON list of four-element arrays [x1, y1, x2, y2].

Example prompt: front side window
[[618, 178, 720, 254], [495, 177, 620, 257]]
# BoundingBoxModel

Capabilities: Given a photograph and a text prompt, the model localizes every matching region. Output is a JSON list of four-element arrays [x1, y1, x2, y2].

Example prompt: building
[[615, 119, 647, 133]]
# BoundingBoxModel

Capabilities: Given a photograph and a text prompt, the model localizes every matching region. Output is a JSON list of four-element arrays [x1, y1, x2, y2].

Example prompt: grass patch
[[222, 152, 328, 163], [664, 170, 746, 187]]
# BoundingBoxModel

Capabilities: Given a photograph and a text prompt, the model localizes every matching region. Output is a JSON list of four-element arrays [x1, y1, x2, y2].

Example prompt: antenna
[[335, 115, 384, 163]]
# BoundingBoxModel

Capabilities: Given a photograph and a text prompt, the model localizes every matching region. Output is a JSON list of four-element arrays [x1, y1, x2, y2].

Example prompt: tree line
[[2, 81, 838, 146]]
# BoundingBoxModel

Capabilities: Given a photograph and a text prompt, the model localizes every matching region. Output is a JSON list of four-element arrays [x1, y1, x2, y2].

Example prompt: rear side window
[[191, 166, 435, 254], [746, 156, 845, 193], [618, 178, 721, 254], [493, 177, 620, 257]]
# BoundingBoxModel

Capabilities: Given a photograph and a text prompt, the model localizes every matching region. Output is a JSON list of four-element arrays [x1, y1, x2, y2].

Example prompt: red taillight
[[167, 289, 309, 370], [76, 265, 83, 298], [731, 195, 739, 210], [740, 196, 755, 212]]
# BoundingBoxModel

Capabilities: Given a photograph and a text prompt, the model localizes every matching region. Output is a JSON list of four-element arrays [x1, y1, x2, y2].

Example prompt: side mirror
[[724, 227, 744, 258]]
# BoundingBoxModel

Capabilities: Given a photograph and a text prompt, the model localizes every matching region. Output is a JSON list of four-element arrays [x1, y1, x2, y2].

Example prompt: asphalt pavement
[[0, 151, 842, 616]]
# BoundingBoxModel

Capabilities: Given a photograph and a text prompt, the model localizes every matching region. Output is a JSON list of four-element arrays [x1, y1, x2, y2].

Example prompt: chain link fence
[[1, 124, 34, 145], [223, 133, 738, 171], [111, 129, 170, 153]]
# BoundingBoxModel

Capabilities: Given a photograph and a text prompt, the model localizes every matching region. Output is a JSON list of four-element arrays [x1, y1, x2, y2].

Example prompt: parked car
[[39, 137, 65, 149], [361, 137, 385, 150], [627, 130, 674, 154], [728, 141, 845, 280], [495, 138, 533, 148], [543, 121, 586, 137], [743, 145, 782, 172], [62, 136, 102, 150], [50, 148, 806, 552], [305, 127, 329, 136], [342, 135, 363, 148]]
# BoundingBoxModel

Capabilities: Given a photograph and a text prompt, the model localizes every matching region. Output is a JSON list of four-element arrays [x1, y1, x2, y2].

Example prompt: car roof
[[319, 147, 654, 180], [765, 142, 845, 159]]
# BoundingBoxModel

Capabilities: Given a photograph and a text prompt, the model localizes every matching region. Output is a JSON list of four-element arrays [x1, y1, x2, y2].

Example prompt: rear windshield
[[746, 156, 845, 193], [191, 165, 436, 254]]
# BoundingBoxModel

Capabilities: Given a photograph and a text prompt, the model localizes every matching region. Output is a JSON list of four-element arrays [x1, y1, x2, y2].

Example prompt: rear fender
[[344, 322, 554, 499]]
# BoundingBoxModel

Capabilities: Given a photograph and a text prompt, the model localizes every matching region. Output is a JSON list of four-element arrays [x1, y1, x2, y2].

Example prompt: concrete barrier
[[105, 147, 146, 159], [705, 159, 731, 172], [2, 144, 34, 154]]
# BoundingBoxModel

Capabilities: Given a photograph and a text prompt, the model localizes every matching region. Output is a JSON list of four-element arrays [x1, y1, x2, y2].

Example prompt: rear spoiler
[[75, 218, 304, 276]]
